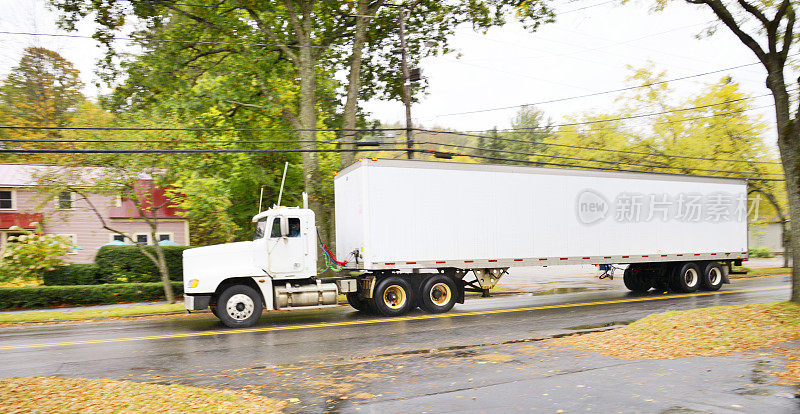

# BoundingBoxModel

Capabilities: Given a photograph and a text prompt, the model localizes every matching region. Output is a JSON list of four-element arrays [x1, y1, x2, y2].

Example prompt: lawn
[[0, 377, 285, 413], [0, 303, 188, 324]]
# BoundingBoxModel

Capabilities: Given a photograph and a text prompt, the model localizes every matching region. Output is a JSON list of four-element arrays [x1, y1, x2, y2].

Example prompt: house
[[0, 164, 189, 263]]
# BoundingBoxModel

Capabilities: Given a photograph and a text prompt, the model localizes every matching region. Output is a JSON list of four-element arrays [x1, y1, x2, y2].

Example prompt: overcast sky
[[0, 0, 790, 144]]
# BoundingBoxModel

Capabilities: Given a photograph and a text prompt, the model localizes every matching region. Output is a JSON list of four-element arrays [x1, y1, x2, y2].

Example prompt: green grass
[[732, 266, 792, 276], [0, 303, 188, 324]]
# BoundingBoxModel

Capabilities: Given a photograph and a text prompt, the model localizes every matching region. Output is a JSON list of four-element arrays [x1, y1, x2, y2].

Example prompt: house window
[[157, 233, 172, 243], [111, 234, 126, 243], [58, 191, 74, 210], [135, 234, 149, 245], [0, 190, 13, 210]]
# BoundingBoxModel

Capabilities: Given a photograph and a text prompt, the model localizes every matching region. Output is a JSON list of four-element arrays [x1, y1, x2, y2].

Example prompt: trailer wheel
[[216, 284, 263, 328], [670, 262, 700, 293], [346, 292, 369, 312], [418, 275, 457, 313], [372, 276, 414, 316], [623, 265, 651, 292], [700, 262, 724, 291]]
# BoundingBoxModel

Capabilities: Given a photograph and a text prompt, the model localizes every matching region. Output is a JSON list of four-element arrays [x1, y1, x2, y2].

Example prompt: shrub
[[0, 225, 75, 283], [749, 247, 773, 258], [42, 264, 101, 286], [0, 282, 184, 310], [94, 245, 191, 284]]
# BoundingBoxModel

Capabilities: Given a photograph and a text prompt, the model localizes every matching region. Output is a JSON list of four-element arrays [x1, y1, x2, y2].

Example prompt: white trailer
[[184, 159, 748, 327]]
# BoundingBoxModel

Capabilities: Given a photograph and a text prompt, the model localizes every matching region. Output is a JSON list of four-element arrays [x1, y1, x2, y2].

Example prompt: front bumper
[[184, 294, 212, 311]]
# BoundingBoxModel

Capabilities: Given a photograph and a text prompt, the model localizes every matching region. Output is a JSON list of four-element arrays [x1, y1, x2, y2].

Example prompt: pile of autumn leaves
[[552, 301, 800, 384], [0, 377, 285, 414]]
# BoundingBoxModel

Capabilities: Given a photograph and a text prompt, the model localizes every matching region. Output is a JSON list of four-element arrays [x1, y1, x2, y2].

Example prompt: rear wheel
[[371, 276, 414, 316], [700, 262, 724, 291], [623, 265, 651, 292], [670, 262, 700, 293], [216, 285, 263, 328], [418, 275, 457, 313]]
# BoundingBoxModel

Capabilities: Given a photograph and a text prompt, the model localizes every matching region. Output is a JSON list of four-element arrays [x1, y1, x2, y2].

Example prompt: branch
[[243, 7, 298, 61], [72, 189, 139, 246], [182, 48, 237, 67], [693, 0, 768, 64], [778, 3, 795, 63], [283, 0, 306, 41], [737, 0, 769, 26]]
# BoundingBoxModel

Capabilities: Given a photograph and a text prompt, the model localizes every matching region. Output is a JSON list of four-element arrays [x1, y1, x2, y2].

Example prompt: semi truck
[[183, 159, 748, 328]]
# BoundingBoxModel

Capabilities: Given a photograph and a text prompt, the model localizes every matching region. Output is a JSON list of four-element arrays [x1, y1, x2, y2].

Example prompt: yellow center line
[[0, 285, 786, 351]]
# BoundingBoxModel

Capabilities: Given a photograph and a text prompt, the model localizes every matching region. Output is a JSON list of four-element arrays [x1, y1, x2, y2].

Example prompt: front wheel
[[418, 275, 457, 313], [371, 276, 414, 316], [216, 285, 263, 328]]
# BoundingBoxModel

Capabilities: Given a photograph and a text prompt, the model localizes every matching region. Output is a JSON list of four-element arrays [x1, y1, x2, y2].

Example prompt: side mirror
[[279, 216, 289, 237]]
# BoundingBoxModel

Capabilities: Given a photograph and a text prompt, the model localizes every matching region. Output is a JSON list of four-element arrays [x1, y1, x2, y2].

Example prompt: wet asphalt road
[[0, 275, 796, 413]]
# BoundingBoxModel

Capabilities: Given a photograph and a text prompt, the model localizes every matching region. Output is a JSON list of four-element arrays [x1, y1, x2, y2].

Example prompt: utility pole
[[398, 7, 414, 159]]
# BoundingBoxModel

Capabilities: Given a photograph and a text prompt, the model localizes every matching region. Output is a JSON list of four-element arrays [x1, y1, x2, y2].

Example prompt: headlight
[[188, 279, 198, 288]]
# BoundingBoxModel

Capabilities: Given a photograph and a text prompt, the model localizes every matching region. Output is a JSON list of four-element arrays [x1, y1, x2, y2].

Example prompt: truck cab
[[183, 207, 334, 327]]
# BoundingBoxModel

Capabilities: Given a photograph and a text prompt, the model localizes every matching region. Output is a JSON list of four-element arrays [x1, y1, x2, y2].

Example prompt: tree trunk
[[151, 230, 175, 304], [296, 13, 322, 232], [340, 0, 372, 168], [769, 70, 800, 303], [782, 221, 790, 268]]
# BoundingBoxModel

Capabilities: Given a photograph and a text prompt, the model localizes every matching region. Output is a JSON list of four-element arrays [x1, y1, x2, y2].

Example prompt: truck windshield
[[253, 218, 269, 240]]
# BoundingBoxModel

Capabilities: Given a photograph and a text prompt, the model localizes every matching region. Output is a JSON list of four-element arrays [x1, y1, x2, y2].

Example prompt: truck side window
[[253, 218, 269, 239], [270, 218, 281, 238], [288, 218, 301, 237]]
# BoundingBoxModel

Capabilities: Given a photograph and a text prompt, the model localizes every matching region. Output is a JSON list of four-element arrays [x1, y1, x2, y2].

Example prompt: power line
[[418, 141, 783, 176], [432, 64, 777, 118], [0, 125, 407, 132], [0, 95, 769, 135], [420, 130, 781, 165], [462, 152, 784, 182], [444, 93, 772, 132], [1, 146, 780, 181], [475, 103, 777, 134]]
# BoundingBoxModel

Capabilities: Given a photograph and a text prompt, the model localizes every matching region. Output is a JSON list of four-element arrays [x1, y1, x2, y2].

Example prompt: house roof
[[0, 164, 151, 187]]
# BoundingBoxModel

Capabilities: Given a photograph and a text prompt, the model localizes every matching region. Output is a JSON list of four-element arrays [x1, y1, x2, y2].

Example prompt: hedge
[[0, 282, 183, 310], [43, 264, 101, 286], [94, 245, 191, 284]]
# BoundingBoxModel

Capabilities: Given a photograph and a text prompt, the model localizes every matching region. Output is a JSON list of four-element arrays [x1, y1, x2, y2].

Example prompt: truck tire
[[371, 276, 414, 317], [346, 292, 369, 312], [418, 274, 457, 313], [623, 265, 651, 292], [216, 285, 263, 328], [700, 262, 724, 291], [670, 262, 700, 293]]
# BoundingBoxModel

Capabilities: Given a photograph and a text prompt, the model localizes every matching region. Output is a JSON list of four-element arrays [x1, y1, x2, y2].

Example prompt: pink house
[[0, 164, 190, 264]]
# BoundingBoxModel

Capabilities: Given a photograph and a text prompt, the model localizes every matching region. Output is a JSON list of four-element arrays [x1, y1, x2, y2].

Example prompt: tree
[[38, 164, 182, 303], [652, 0, 799, 302], [0, 47, 84, 130]]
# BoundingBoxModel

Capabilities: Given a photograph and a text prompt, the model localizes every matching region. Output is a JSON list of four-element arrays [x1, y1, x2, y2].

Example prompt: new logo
[[576, 190, 609, 225]]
